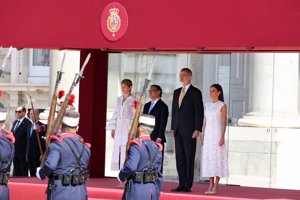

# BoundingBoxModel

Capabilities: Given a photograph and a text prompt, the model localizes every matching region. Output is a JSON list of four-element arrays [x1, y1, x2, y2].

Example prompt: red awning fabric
[[1, 0, 300, 51]]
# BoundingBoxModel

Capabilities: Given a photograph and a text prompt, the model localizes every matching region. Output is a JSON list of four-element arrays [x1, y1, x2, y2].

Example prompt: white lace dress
[[201, 101, 229, 178], [106, 95, 137, 170]]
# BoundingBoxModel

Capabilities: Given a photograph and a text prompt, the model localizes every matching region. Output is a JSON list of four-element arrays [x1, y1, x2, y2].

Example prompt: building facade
[[0, 48, 80, 128], [105, 53, 300, 190]]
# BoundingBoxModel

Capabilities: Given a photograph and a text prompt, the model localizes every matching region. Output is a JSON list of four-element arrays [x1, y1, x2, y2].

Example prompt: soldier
[[36, 110, 91, 200], [118, 114, 163, 200], [0, 108, 15, 200]]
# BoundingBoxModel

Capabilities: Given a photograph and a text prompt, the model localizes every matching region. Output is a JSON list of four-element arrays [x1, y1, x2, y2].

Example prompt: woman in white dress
[[200, 83, 229, 194], [106, 79, 137, 172]]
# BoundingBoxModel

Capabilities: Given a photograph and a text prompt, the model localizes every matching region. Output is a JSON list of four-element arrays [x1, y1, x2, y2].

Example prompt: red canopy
[[2, 0, 300, 177], [1, 0, 300, 51]]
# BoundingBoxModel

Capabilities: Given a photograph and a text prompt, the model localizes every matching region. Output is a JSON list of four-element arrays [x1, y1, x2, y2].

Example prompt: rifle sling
[[64, 138, 85, 172], [143, 142, 159, 170]]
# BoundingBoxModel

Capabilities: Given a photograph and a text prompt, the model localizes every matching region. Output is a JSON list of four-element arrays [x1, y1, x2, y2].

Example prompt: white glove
[[117, 174, 123, 182], [36, 167, 42, 180]]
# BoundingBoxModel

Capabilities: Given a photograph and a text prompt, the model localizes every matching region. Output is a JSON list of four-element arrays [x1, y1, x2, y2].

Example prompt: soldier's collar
[[138, 135, 151, 140]]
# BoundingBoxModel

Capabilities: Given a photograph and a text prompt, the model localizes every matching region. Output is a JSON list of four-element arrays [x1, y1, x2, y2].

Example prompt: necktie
[[178, 87, 185, 108], [14, 120, 20, 131], [30, 124, 35, 137], [148, 102, 155, 114]]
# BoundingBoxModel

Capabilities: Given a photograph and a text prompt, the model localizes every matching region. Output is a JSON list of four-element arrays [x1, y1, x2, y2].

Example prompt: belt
[[50, 173, 89, 186], [133, 171, 158, 184], [0, 172, 9, 184]]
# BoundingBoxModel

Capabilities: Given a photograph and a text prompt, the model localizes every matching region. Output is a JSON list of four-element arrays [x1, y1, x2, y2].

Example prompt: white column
[[7, 49, 20, 126], [10, 48, 19, 83], [238, 53, 300, 127], [50, 50, 80, 109]]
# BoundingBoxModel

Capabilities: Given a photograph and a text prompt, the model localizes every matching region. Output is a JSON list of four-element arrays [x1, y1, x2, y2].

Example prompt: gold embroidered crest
[[107, 8, 121, 37]]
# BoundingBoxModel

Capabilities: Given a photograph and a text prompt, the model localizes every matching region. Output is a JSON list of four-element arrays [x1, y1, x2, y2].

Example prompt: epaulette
[[83, 142, 91, 148], [155, 142, 163, 152], [50, 133, 91, 148], [50, 135, 63, 142], [77, 136, 91, 148], [0, 129, 15, 144], [75, 134, 91, 148], [50, 133, 77, 142], [130, 139, 142, 147]]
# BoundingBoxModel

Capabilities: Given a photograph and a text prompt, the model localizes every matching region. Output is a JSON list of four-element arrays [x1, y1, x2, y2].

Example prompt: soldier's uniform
[[0, 110, 15, 200], [36, 111, 91, 200], [118, 115, 163, 200]]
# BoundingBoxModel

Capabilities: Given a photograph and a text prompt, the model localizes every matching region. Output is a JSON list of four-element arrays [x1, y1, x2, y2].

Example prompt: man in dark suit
[[143, 85, 169, 172], [171, 68, 204, 192], [11, 106, 32, 176], [27, 109, 46, 176]]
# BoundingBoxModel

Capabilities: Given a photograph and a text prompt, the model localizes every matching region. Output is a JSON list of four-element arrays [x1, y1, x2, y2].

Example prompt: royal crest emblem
[[101, 2, 128, 41], [107, 8, 121, 37]]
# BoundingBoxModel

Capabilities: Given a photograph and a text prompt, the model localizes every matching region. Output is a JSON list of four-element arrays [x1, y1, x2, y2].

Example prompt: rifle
[[26, 85, 43, 157], [125, 57, 155, 159], [0, 46, 12, 77], [41, 52, 66, 163], [43, 51, 66, 156], [41, 53, 91, 164]]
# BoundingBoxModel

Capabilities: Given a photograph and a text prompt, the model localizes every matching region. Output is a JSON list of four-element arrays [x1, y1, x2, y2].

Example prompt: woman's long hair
[[210, 84, 224, 102]]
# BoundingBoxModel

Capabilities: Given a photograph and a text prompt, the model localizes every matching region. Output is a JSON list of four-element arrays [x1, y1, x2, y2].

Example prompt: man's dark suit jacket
[[171, 85, 204, 136], [11, 117, 32, 157], [143, 99, 169, 143], [26, 121, 46, 159]]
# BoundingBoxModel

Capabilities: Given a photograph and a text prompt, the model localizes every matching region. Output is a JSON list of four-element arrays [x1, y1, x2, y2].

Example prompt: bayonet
[[42, 53, 91, 164], [0, 46, 12, 77]]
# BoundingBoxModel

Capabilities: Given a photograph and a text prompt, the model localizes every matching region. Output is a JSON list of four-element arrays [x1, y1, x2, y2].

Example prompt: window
[[29, 49, 50, 84], [32, 49, 50, 67]]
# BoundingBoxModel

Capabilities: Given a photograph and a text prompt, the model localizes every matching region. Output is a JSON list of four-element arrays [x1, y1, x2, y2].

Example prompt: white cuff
[[117, 174, 123, 182], [36, 167, 42, 180]]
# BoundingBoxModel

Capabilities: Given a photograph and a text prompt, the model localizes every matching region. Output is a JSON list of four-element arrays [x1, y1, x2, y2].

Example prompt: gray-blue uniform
[[38, 133, 91, 200], [0, 129, 15, 200], [119, 135, 163, 200]]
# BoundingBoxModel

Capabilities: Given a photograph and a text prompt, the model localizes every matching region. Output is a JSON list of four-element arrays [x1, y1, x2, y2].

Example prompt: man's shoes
[[170, 187, 184, 192], [183, 188, 192, 192], [171, 187, 192, 192]]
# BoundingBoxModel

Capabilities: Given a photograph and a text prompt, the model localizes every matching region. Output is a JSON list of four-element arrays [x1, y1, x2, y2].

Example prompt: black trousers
[[161, 143, 165, 174], [28, 157, 41, 176], [174, 133, 197, 189], [13, 156, 28, 176]]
